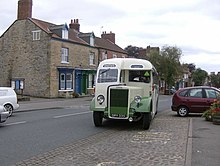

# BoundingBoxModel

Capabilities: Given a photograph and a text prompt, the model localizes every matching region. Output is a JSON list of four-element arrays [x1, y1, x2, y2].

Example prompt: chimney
[[17, 0, 33, 20], [101, 31, 115, 43], [69, 19, 80, 32]]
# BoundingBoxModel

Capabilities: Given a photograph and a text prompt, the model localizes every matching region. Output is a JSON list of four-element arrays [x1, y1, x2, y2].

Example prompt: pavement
[[11, 96, 220, 166]]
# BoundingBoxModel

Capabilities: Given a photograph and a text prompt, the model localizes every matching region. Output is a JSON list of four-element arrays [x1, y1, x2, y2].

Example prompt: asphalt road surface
[[0, 95, 172, 166]]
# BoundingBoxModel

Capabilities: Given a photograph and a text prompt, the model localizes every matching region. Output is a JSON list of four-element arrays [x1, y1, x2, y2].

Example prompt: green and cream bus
[[90, 58, 159, 129]]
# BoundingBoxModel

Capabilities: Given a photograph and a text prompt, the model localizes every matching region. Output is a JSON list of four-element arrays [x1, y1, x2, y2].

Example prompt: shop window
[[59, 72, 73, 90]]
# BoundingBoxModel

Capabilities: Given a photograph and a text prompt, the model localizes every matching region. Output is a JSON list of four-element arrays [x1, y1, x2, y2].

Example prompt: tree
[[210, 74, 220, 88], [192, 68, 208, 86], [148, 45, 182, 94], [124, 45, 142, 58], [148, 49, 163, 75], [160, 46, 182, 89]]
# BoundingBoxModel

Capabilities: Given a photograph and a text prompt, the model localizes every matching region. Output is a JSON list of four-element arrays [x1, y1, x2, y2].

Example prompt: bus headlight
[[97, 95, 105, 105], [134, 96, 142, 104]]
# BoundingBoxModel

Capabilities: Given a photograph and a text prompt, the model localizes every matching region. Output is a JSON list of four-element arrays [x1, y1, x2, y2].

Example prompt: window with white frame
[[88, 74, 95, 88], [66, 73, 72, 89], [61, 48, 69, 63], [59, 72, 73, 90], [90, 36, 94, 46], [89, 52, 95, 65], [60, 73, 65, 90], [102, 52, 107, 60], [62, 29, 68, 39], [32, 30, 41, 40]]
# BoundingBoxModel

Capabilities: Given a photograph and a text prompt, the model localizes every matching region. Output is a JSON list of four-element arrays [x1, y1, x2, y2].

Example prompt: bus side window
[[153, 71, 159, 84]]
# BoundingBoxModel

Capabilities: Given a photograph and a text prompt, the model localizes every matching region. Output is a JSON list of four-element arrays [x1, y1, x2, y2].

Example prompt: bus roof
[[98, 58, 156, 70]]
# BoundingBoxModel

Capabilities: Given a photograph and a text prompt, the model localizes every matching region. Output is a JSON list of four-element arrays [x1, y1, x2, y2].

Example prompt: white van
[[90, 58, 159, 129], [0, 87, 19, 116]]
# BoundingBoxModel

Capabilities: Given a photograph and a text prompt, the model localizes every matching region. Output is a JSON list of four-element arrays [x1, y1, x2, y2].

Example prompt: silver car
[[0, 105, 9, 123]]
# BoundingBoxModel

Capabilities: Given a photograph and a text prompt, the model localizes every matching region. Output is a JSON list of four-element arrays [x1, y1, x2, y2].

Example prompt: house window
[[59, 72, 73, 90], [66, 73, 72, 89], [88, 74, 95, 88], [32, 30, 41, 40], [89, 52, 95, 65], [90, 36, 94, 46], [61, 48, 69, 63], [113, 54, 117, 58], [62, 29, 68, 39], [102, 52, 107, 60], [60, 73, 65, 90]]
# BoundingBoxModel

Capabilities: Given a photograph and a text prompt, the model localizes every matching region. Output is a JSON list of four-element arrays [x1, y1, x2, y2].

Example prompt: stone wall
[[0, 19, 100, 98], [0, 20, 51, 97], [49, 39, 98, 97]]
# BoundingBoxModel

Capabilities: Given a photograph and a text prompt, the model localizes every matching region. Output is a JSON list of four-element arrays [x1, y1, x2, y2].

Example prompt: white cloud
[[0, 0, 220, 73]]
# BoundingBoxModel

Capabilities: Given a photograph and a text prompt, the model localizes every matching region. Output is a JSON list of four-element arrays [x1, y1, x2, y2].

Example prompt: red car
[[171, 86, 220, 117]]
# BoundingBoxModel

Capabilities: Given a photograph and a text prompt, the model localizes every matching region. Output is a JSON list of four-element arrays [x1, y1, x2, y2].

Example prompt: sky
[[0, 0, 220, 74]]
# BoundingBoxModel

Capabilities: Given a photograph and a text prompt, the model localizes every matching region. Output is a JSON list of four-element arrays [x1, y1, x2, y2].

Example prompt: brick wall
[[98, 48, 127, 62]]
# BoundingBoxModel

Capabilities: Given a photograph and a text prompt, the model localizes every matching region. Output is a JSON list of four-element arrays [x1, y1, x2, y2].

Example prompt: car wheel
[[177, 106, 189, 117], [93, 111, 103, 127], [142, 113, 152, 130], [4, 104, 13, 117]]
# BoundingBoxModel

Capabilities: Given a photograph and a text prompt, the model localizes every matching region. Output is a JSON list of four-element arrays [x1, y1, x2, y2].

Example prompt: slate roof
[[30, 18, 126, 54], [29, 18, 89, 45], [1, 17, 127, 54], [95, 37, 127, 54]]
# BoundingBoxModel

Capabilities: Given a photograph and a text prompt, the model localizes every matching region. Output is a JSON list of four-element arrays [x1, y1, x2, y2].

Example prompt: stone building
[[0, 0, 127, 98]]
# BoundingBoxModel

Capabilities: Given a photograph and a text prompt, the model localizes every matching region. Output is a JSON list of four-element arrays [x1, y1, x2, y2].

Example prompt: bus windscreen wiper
[[99, 68, 110, 75]]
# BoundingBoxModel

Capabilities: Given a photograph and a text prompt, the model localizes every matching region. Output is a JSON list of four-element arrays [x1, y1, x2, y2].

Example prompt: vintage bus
[[90, 58, 159, 129]]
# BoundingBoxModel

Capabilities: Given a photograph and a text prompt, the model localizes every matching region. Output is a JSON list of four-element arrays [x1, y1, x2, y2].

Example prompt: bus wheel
[[93, 111, 103, 127], [142, 113, 152, 130]]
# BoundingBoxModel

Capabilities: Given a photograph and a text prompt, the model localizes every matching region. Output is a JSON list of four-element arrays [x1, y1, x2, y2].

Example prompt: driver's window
[[129, 70, 151, 83]]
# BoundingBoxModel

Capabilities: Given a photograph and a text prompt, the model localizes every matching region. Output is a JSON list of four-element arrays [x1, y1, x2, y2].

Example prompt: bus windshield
[[97, 69, 118, 83]]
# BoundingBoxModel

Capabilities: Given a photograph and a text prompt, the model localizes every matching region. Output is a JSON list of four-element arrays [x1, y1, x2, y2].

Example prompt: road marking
[[5, 121, 27, 126], [53, 111, 91, 119]]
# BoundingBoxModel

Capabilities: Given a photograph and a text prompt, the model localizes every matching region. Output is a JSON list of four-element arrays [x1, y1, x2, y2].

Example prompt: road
[[0, 95, 172, 166]]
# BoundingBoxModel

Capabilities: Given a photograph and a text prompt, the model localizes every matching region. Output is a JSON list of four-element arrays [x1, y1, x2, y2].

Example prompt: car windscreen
[[97, 69, 118, 83]]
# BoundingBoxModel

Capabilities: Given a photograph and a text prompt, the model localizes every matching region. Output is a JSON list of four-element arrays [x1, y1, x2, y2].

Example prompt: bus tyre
[[142, 113, 152, 130], [93, 111, 103, 127]]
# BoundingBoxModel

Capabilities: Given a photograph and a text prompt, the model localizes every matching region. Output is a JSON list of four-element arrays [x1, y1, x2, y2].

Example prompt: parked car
[[0, 87, 19, 116], [171, 86, 220, 117], [170, 86, 176, 94], [0, 105, 9, 123]]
